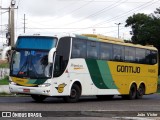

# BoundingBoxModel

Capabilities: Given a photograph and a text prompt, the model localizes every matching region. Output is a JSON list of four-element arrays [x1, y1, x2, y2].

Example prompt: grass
[[0, 62, 9, 85], [0, 76, 9, 85], [0, 92, 11, 96], [0, 63, 9, 68]]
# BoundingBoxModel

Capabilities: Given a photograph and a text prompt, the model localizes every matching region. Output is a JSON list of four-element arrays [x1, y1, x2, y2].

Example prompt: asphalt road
[[0, 94, 160, 120]]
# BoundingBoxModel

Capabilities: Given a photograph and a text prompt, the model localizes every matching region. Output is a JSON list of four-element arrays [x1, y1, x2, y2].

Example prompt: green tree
[[125, 13, 153, 45], [125, 9, 160, 47], [125, 8, 160, 74]]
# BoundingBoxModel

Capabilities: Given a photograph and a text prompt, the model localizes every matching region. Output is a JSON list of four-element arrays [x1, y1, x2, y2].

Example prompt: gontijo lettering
[[117, 65, 140, 73]]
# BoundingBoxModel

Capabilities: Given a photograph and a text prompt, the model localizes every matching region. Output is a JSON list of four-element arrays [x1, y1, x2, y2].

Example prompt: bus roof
[[79, 34, 157, 51], [82, 34, 124, 43]]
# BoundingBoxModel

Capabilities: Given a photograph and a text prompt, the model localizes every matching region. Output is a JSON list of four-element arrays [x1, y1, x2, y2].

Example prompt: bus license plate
[[23, 89, 30, 93]]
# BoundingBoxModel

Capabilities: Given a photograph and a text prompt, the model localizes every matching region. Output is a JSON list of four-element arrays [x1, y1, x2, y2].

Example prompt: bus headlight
[[38, 83, 51, 87], [8, 78, 16, 85], [10, 81, 17, 85]]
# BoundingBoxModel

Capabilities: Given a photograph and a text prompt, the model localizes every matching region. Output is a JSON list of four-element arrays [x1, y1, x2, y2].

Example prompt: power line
[[28, 0, 127, 29], [55, 1, 81, 14], [70, 0, 159, 33], [32, 0, 125, 27], [62, 0, 125, 26], [54, 0, 95, 21], [21, 0, 95, 28], [15, 26, 121, 29], [25, 0, 155, 28], [59, 0, 154, 3], [99, 27, 126, 35], [92, 0, 160, 27], [27, 1, 81, 25], [11, 0, 160, 38]]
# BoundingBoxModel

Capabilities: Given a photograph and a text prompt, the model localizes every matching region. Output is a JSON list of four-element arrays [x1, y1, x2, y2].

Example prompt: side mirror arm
[[48, 48, 56, 63]]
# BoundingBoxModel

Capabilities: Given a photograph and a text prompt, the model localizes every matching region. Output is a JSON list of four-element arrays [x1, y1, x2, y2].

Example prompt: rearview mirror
[[48, 48, 56, 63]]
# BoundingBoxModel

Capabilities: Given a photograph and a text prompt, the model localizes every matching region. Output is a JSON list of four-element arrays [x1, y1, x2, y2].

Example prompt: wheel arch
[[138, 82, 146, 94], [129, 82, 137, 91], [69, 79, 82, 95]]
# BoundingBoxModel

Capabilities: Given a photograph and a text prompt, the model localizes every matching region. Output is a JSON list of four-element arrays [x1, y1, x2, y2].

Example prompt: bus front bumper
[[9, 84, 52, 96]]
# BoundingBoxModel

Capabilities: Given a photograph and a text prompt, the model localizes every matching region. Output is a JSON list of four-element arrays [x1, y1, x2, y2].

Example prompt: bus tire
[[128, 84, 137, 100], [96, 95, 114, 100], [136, 84, 145, 99], [31, 95, 47, 102], [63, 84, 81, 103], [122, 84, 137, 100]]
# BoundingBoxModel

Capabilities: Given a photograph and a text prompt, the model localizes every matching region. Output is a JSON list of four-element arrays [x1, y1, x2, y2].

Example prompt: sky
[[0, 0, 160, 48]]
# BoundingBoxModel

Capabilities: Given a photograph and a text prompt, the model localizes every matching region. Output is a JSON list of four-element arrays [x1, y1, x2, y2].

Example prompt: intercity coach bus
[[9, 34, 158, 103]]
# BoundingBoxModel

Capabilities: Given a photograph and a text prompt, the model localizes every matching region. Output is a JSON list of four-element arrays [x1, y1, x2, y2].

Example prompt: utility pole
[[1, 0, 17, 47], [23, 14, 26, 33], [0, 7, 10, 46], [115, 23, 122, 38], [10, 0, 16, 47]]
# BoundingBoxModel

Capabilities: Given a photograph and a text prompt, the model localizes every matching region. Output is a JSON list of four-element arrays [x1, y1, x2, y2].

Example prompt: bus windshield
[[10, 50, 52, 79]]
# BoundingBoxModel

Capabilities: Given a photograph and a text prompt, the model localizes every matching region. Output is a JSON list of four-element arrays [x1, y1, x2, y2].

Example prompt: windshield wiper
[[29, 60, 39, 78], [17, 57, 29, 76]]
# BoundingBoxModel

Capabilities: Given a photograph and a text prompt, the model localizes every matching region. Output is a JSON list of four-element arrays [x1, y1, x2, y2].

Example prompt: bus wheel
[[63, 84, 81, 103], [136, 84, 145, 99], [31, 95, 47, 102], [122, 84, 137, 100], [96, 95, 114, 100], [128, 84, 137, 100]]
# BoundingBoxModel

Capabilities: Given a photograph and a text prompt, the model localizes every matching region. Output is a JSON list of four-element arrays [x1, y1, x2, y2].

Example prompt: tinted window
[[146, 50, 151, 64], [87, 41, 99, 59], [71, 37, 158, 65], [72, 38, 87, 58], [125, 46, 135, 62], [99, 43, 112, 60], [55, 37, 71, 77], [146, 50, 157, 65], [135, 48, 145, 64], [113, 45, 124, 61], [16, 36, 57, 50], [150, 51, 157, 65]]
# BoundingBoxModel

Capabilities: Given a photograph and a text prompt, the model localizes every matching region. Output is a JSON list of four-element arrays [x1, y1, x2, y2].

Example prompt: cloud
[[1, 0, 160, 47]]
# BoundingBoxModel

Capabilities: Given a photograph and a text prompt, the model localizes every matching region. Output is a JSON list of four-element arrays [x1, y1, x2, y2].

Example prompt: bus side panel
[[85, 59, 120, 95], [67, 59, 97, 95], [52, 59, 120, 96], [108, 61, 158, 94], [50, 59, 96, 96], [51, 59, 157, 96]]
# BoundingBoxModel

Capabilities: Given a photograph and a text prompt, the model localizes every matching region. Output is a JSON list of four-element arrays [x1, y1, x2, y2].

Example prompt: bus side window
[[53, 55, 63, 77], [99, 43, 112, 60], [71, 38, 86, 58], [135, 48, 145, 64], [145, 50, 151, 64], [145, 50, 157, 65], [113, 45, 124, 62], [72, 44, 80, 58], [150, 50, 157, 65], [87, 41, 99, 59], [124, 46, 136, 63]]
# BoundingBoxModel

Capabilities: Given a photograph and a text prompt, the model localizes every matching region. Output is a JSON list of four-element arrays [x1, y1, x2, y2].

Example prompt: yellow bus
[[9, 34, 158, 102]]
